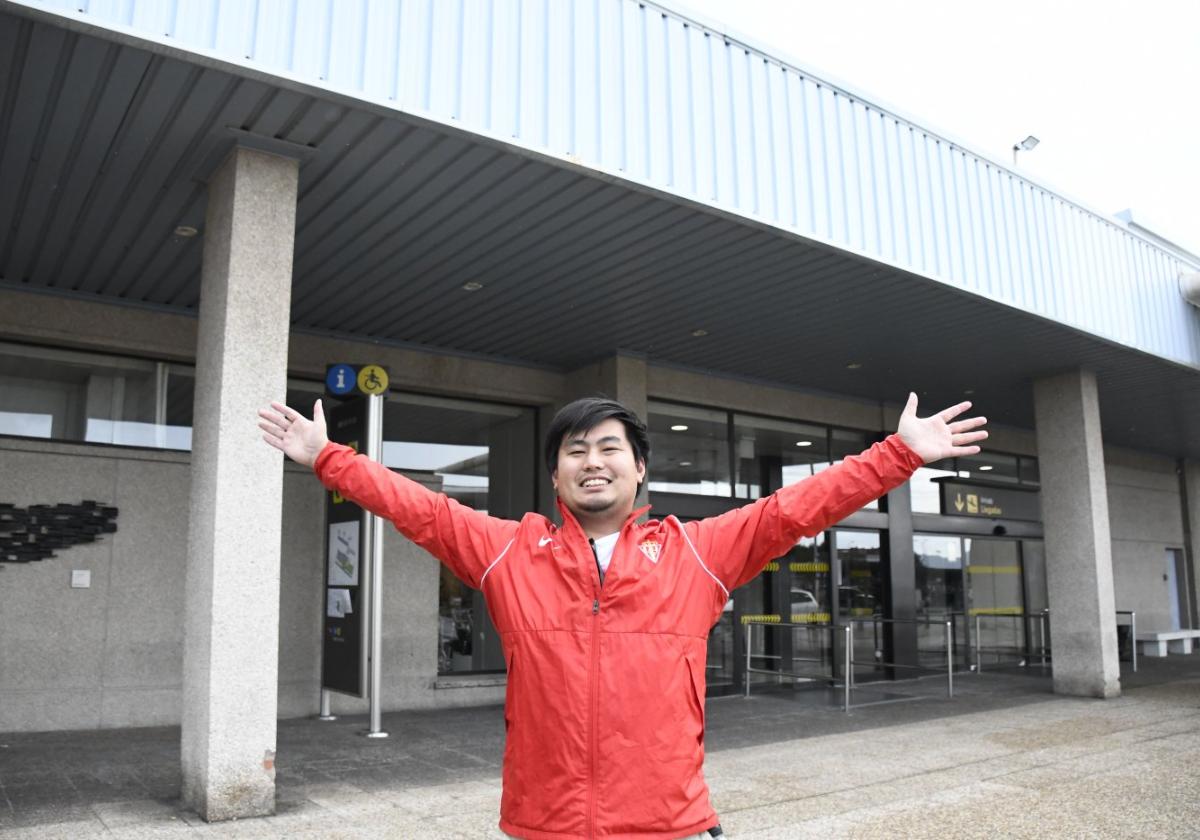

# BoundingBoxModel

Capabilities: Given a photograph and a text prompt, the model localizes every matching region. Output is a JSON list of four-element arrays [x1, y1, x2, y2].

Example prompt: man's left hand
[[896, 392, 988, 465]]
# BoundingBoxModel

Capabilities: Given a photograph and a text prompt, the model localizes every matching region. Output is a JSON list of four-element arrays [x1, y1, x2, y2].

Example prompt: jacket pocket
[[684, 651, 706, 735], [503, 643, 515, 733]]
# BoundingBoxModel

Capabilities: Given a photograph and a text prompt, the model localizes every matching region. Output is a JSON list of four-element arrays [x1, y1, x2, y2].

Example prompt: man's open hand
[[896, 393, 988, 465], [258, 399, 329, 469]]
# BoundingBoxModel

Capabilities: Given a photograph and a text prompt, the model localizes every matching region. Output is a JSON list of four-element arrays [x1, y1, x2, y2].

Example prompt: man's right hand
[[258, 399, 329, 469]]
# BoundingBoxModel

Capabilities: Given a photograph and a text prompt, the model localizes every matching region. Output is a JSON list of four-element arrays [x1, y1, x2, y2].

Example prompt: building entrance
[[914, 534, 1047, 668], [702, 528, 882, 696]]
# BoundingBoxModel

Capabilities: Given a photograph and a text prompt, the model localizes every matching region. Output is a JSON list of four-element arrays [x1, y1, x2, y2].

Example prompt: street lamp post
[[1012, 135, 1040, 166]]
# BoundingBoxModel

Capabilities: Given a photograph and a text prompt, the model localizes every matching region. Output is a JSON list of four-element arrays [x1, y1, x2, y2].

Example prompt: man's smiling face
[[553, 418, 646, 524]]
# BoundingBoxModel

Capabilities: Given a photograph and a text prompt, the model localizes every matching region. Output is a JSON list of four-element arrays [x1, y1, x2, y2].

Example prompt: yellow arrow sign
[[954, 493, 964, 512]]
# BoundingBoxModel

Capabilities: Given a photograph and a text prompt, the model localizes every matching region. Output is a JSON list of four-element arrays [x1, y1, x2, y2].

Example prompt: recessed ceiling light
[[462, 281, 483, 291], [963, 389, 975, 395], [173, 225, 198, 238], [958, 471, 970, 478], [979, 465, 993, 471], [846, 362, 862, 370], [670, 424, 688, 431], [679, 461, 692, 467], [795, 441, 813, 447], [691, 329, 708, 337]]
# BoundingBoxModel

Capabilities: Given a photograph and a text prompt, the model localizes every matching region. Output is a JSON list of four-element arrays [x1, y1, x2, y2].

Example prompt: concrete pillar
[[182, 146, 299, 820], [564, 353, 649, 508], [1032, 370, 1120, 698], [566, 353, 649, 422]]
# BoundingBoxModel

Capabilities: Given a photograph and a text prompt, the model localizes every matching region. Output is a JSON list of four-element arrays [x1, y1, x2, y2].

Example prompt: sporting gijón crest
[[639, 540, 661, 564]]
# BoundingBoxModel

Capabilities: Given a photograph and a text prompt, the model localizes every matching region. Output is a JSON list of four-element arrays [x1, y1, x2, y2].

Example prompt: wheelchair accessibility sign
[[357, 365, 388, 395], [325, 363, 389, 397]]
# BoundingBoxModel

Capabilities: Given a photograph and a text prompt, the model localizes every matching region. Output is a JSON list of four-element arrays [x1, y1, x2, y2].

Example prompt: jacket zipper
[[587, 538, 601, 839]]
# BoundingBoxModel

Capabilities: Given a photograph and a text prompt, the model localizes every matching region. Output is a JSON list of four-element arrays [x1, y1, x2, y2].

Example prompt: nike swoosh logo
[[538, 536, 553, 547]]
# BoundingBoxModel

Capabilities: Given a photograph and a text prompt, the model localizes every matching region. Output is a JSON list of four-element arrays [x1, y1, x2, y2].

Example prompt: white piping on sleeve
[[479, 537, 515, 588], [670, 516, 730, 600]]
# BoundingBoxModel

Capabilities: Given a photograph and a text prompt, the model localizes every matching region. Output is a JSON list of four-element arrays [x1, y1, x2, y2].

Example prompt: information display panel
[[321, 397, 369, 697]]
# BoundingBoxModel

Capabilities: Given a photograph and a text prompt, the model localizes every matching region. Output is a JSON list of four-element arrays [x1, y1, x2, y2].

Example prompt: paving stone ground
[[2, 657, 1198, 838]]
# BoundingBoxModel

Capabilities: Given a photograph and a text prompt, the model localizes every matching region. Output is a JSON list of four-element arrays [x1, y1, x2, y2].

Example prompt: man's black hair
[[543, 396, 651, 480]]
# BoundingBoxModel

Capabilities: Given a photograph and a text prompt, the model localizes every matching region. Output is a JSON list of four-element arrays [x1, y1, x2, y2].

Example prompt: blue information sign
[[325, 364, 357, 396]]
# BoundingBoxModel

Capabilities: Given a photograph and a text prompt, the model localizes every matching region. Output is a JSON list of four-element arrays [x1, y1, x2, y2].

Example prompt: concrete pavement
[[2, 659, 1198, 838]]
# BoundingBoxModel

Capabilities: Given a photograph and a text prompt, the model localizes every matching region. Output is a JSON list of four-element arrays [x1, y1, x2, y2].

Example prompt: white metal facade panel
[[14, 0, 1200, 366]]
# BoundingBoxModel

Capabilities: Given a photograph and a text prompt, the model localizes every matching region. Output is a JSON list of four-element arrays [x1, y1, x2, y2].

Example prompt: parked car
[[790, 587, 820, 614]]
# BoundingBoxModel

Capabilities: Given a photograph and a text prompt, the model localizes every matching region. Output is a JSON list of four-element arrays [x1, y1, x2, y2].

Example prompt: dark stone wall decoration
[[0, 502, 119, 564]]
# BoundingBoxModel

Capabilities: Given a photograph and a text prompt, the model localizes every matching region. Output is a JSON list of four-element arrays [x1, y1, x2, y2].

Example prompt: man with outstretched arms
[[258, 393, 986, 840]]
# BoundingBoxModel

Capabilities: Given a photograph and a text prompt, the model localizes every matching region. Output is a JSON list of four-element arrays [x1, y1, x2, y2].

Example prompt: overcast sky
[[674, 0, 1200, 256]]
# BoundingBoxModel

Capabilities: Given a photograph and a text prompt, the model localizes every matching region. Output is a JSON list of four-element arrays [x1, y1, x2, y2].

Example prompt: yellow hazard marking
[[969, 606, 1024, 616], [790, 561, 830, 573], [791, 612, 831, 623], [741, 613, 833, 625], [741, 614, 781, 624], [763, 561, 780, 572], [967, 565, 1020, 574], [357, 364, 389, 395]]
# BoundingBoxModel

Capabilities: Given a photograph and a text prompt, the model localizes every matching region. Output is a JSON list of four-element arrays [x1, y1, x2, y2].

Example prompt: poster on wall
[[326, 588, 353, 618], [327, 520, 359, 586]]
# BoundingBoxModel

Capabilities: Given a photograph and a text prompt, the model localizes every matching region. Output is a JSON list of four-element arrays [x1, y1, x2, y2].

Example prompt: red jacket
[[315, 434, 923, 839]]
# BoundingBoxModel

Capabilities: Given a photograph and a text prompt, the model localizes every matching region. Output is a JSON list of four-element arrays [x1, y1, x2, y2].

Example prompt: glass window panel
[[0, 410, 53, 437], [785, 533, 831, 679], [966, 538, 1025, 659], [913, 534, 967, 666], [371, 391, 534, 675], [910, 466, 956, 514], [0, 341, 193, 450], [646, 401, 730, 496], [835, 530, 883, 680], [957, 451, 1019, 483], [732, 414, 828, 499]]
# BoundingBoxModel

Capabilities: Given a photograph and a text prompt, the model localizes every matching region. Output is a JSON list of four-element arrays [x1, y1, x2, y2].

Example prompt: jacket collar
[[555, 499, 653, 540]]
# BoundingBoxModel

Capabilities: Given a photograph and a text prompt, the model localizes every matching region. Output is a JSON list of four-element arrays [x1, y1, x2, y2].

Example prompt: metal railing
[[845, 617, 955, 700], [975, 609, 1137, 673], [742, 618, 955, 712], [743, 620, 851, 711], [973, 612, 1047, 672]]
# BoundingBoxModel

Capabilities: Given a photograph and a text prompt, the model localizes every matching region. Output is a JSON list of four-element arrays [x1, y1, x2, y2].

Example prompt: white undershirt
[[592, 532, 620, 580]]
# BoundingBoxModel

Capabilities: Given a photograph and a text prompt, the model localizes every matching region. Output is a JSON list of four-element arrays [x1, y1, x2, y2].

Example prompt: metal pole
[[1037, 613, 1044, 667], [744, 621, 752, 699], [843, 624, 851, 713], [363, 393, 389, 739], [946, 620, 954, 698], [848, 622, 855, 689], [317, 689, 336, 721], [1131, 611, 1137, 673], [975, 614, 982, 673]]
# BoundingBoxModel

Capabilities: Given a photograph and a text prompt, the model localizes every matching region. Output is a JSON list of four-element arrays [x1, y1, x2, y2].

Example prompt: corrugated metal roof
[[8, 0, 1199, 368], [0, 8, 1197, 459]]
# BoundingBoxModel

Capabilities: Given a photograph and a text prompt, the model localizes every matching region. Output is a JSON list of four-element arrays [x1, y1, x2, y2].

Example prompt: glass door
[[834, 529, 884, 682], [965, 538, 1025, 665], [913, 534, 968, 668]]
